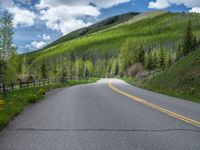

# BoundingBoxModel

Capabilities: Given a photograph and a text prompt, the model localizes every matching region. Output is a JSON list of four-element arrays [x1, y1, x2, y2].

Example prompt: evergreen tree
[[166, 53, 172, 68], [146, 51, 153, 71], [152, 51, 158, 70], [183, 20, 193, 54], [159, 48, 166, 71], [137, 46, 145, 65]]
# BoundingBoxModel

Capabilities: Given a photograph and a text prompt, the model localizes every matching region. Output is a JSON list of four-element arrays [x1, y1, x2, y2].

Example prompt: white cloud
[[42, 34, 50, 41], [36, 0, 130, 9], [0, 0, 36, 27], [31, 41, 47, 49], [7, 6, 36, 27], [149, 0, 170, 9], [148, 0, 200, 10], [36, 0, 130, 34], [189, 7, 200, 13], [39, 4, 100, 34]]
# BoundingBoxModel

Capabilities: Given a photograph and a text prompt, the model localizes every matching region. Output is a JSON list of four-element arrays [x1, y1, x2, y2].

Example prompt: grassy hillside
[[143, 48, 200, 103], [32, 12, 139, 52], [27, 12, 200, 63]]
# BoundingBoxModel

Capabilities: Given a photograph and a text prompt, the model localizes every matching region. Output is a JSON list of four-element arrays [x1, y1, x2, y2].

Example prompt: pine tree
[[159, 48, 166, 71], [166, 52, 172, 68], [152, 51, 158, 70], [137, 46, 145, 65], [146, 51, 153, 71], [183, 20, 193, 54]]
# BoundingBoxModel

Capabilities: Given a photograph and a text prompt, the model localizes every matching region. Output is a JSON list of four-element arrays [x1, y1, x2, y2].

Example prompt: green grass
[[0, 78, 99, 129], [27, 12, 138, 54], [122, 49, 200, 103]]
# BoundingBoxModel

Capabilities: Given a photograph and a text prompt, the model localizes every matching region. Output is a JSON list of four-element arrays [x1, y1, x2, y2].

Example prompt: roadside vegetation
[[121, 20, 200, 103], [0, 78, 98, 129]]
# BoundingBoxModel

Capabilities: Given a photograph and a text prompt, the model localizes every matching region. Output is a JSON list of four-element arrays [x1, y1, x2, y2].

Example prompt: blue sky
[[0, 0, 199, 53]]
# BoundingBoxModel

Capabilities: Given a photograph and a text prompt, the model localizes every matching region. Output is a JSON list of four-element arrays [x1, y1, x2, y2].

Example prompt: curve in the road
[[108, 79, 200, 128]]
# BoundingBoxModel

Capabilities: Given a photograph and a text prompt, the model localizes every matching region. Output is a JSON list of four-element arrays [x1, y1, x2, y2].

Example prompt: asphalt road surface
[[0, 79, 200, 150]]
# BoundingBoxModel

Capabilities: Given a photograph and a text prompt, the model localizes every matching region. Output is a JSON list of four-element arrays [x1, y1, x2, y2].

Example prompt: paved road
[[0, 79, 200, 150]]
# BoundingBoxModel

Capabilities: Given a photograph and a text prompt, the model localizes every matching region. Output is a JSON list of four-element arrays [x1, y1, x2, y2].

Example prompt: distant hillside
[[42, 12, 139, 50], [144, 48, 200, 103], [27, 11, 200, 63]]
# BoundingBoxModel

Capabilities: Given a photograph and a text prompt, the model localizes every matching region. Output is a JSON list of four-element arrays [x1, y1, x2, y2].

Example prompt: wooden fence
[[0, 77, 82, 97]]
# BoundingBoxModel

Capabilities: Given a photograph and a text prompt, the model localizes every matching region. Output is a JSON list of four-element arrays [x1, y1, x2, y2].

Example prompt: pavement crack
[[9, 128, 200, 133]]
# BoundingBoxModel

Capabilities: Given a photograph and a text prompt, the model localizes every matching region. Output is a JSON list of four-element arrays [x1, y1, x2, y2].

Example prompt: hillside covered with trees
[[23, 11, 200, 79], [1, 11, 200, 102]]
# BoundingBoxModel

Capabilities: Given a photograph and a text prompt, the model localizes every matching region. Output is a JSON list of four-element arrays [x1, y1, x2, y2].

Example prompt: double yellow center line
[[108, 80, 200, 128]]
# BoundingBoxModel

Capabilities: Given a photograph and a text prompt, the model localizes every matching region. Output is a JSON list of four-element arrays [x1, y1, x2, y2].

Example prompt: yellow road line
[[108, 80, 200, 128]]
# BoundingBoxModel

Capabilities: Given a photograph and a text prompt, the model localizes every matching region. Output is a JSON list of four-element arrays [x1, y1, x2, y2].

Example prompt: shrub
[[127, 63, 143, 77], [28, 94, 38, 103], [0, 100, 4, 109], [188, 87, 195, 95], [39, 88, 46, 96]]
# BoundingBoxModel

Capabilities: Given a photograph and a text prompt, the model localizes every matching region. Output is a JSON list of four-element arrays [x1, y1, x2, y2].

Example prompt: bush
[[28, 94, 38, 103], [188, 87, 195, 95], [0, 100, 4, 109], [127, 63, 143, 77], [39, 88, 46, 96]]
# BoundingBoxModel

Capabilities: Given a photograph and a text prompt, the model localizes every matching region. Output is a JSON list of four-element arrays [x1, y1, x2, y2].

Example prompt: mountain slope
[[144, 48, 200, 103], [42, 12, 140, 50], [27, 12, 200, 63]]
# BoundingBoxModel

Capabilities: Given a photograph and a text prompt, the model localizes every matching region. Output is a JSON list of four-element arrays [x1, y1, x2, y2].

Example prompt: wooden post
[[11, 82, 14, 91], [3, 83, 6, 97]]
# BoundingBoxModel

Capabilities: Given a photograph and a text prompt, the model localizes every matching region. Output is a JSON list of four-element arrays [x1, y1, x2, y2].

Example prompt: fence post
[[11, 82, 14, 91], [3, 83, 6, 98]]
